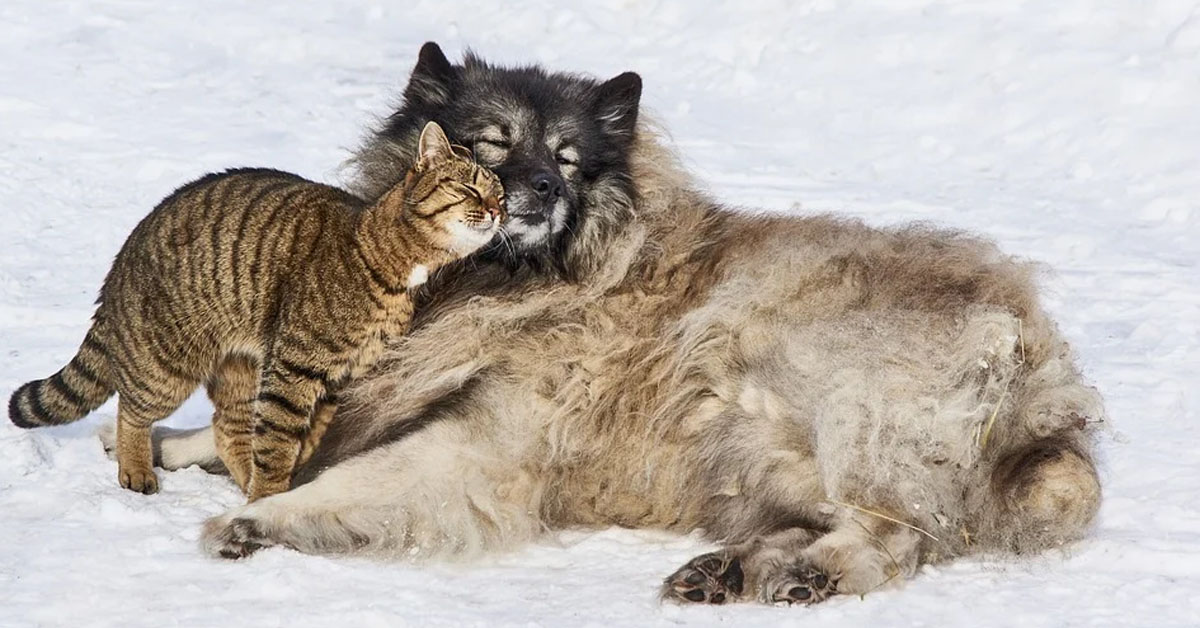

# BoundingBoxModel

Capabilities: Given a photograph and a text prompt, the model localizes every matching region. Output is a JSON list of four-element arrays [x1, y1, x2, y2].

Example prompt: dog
[[127, 43, 1104, 605]]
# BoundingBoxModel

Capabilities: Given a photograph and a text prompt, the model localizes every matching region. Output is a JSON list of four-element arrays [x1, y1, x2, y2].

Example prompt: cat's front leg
[[247, 361, 327, 501]]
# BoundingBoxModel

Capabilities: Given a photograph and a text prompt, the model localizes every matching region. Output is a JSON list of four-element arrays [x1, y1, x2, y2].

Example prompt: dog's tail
[[9, 325, 115, 428]]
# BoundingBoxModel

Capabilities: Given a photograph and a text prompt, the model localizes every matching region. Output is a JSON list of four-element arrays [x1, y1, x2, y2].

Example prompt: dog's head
[[356, 43, 642, 267]]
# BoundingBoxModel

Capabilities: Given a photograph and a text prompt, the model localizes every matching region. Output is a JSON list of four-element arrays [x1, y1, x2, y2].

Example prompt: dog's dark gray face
[[372, 43, 641, 261]]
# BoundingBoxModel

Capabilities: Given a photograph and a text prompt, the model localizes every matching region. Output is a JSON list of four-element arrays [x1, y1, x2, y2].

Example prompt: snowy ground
[[2, 1, 1198, 626]]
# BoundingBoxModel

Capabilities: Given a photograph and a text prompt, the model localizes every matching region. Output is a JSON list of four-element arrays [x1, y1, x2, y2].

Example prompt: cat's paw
[[202, 514, 275, 559], [118, 466, 159, 495]]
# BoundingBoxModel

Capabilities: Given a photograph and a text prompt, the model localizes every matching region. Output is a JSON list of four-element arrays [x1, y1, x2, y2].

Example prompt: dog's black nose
[[530, 171, 564, 202]]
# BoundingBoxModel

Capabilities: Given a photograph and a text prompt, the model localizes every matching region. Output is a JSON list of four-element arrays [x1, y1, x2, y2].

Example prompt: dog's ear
[[593, 72, 642, 138], [405, 42, 457, 105]]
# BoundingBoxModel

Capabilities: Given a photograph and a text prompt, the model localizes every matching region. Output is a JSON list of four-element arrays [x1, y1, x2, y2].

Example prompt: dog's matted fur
[[144, 44, 1103, 605]]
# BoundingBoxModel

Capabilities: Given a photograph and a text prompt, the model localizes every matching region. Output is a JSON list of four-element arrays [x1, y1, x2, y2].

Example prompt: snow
[[1, 1, 1198, 626]]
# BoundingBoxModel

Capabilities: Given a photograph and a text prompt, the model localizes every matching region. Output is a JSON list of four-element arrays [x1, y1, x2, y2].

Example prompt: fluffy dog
[[139, 43, 1103, 605]]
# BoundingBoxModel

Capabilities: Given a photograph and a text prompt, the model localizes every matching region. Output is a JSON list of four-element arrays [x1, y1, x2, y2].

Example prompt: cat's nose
[[529, 170, 564, 203]]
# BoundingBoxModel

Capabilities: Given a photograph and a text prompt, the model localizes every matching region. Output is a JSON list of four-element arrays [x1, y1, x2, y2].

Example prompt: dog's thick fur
[[142, 45, 1103, 604]]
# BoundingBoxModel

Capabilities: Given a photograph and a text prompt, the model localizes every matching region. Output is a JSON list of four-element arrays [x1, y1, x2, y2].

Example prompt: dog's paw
[[661, 551, 745, 605], [202, 514, 274, 560], [760, 562, 836, 605]]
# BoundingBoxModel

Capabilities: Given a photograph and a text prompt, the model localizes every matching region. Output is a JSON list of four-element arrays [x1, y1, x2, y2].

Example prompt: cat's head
[[387, 122, 506, 257]]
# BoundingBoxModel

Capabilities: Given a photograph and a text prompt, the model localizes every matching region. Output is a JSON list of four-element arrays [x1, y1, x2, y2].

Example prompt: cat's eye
[[453, 182, 481, 199]]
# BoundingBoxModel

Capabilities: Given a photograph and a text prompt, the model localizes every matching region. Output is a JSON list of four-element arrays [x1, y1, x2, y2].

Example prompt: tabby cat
[[8, 122, 505, 500]]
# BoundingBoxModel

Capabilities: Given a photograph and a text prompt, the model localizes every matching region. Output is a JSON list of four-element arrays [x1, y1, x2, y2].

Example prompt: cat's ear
[[404, 42, 457, 106], [418, 121, 454, 165], [593, 72, 642, 139]]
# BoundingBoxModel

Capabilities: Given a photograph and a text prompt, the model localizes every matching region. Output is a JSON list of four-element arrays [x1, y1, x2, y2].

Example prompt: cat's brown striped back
[[9, 122, 505, 500]]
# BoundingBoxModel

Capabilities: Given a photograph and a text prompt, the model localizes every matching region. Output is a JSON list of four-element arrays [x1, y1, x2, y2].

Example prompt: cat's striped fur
[[8, 122, 505, 500]]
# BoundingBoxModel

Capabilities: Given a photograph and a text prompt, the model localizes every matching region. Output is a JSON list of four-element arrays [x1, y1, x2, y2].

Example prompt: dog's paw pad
[[661, 552, 744, 605], [762, 564, 836, 605]]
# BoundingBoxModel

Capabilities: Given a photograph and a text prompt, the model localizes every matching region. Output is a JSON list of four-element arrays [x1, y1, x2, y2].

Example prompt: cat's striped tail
[[9, 325, 115, 428]]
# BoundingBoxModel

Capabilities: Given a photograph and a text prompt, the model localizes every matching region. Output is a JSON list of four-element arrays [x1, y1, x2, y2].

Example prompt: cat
[[8, 121, 505, 501]]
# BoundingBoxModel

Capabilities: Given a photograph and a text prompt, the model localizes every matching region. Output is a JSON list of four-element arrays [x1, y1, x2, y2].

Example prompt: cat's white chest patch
[[406, 264, 429, 289]]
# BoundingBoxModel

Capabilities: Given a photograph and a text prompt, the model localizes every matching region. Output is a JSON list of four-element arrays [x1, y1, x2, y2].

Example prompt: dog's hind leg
[[662, 527, 822, 605], [662, 512, 921, 606]]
